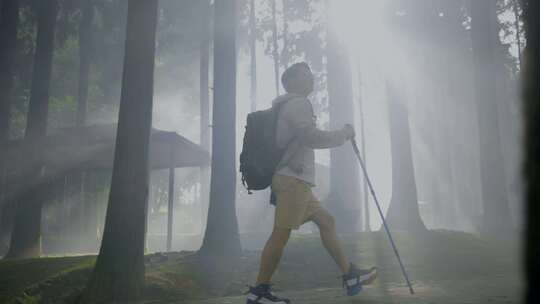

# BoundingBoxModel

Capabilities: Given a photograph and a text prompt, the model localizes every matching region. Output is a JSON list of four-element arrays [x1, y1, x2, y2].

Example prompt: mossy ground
[[0, 230, 522, 303]]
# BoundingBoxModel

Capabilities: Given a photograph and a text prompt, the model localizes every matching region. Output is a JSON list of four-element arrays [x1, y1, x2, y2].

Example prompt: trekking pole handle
[[350, 139, 415, 295]]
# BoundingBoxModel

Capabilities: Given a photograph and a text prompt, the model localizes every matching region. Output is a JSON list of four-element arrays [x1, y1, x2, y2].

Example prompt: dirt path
[[184, 276, 521, 304]]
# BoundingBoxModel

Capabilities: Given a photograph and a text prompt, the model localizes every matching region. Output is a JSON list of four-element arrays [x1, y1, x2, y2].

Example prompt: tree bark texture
[[69, 0, 95, 245], [82, 0, 158, 301], [384, 83, 426, 232], [200, 0, 241, 258], [0, 0, 19, 141], [5, 0, 58, 259], [199, 0, 211, 234], [469, 0, 512, 237], [76, 0, 94, 126], [0, 0, 20, 258], [523, 0, 540, 302]]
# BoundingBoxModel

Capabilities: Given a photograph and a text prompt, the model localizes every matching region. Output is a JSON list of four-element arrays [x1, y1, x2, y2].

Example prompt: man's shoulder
[[282, 96, 311, 113]]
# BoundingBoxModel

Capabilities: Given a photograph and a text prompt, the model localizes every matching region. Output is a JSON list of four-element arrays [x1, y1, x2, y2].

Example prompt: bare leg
[[310, 209, 350, 274], [256, 227, 292, 284]]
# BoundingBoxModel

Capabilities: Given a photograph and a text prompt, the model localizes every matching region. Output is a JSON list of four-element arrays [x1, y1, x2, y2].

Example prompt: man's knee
[[270, 227, 292, 248], [315, 212, 336, 232]]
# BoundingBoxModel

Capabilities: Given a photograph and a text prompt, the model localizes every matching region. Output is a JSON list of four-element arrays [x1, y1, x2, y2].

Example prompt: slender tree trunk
[[384, 83, 426, 232], [0, 0, 19, 141], [81, 0, 158, 301], [422, 99, 444, 229], [513, 0, 523, 69], [357, 71, 370, 231], [166, 165, 174, 252], [0, 0, 20, 257], [83, 171, 99, 250], [470, 0, 512, 237], [326, 1, 362, 232], [523, 0, 540, 302], [271, 0, 280, 96], [199, 0, 211, 235], [63, 172, 83, 244], [71, 0, 94, 246], [200, 0, 241, 258], [97, 0, 127, 109], [249, 0, 257, 112], [76, 0, 93, 127], [432, 89, 458, 230], [281, 0, 289, 67], [5, 0, 58, 259]]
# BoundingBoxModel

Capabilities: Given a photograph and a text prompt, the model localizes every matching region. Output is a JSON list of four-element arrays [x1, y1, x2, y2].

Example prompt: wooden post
[[166, 145, 175, 252]]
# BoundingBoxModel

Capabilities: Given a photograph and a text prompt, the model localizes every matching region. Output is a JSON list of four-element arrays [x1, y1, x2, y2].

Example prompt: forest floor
[[0, 230, 522, 303]]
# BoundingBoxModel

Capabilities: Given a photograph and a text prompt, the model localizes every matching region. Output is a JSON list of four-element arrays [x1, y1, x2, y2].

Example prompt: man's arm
[[285, 98, 352, 149]]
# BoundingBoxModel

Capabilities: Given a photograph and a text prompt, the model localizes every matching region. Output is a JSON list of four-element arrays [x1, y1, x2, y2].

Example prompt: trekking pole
[[351, 138, 415, 295]]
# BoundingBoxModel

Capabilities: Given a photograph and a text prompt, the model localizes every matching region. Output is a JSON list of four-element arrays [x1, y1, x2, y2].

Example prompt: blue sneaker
[[342, 263, 378, 296], [245, 284, 290, 304]]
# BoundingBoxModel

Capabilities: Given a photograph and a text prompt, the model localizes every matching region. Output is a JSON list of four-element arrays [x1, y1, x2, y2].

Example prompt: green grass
[[0, 230, 522, 303], [0, 255, 95, 303]]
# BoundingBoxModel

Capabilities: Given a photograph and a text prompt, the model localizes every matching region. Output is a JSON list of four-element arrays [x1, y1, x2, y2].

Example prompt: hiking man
[[245, 62, 378, 304]]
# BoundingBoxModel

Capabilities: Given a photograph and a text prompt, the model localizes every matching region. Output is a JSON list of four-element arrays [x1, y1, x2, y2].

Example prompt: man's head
[[281, 62, 314, 97]]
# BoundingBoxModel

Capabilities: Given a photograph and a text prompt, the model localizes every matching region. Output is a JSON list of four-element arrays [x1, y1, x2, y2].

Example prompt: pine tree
[[199, 0, 211, 236], [249, 0, 257, 111], [384, 83, 427, 232], [5, 0, 58, 259], [523, 0, 540, 302], [200, 0, 241, 258], [81, 0, 158, 301], [0, 0, 20, 141], [469, 0, 512, 237], [326, 0, 362, 232]]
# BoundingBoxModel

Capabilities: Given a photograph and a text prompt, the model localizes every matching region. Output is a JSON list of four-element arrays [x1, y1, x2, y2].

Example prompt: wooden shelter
[[0, 124, 209, 252]]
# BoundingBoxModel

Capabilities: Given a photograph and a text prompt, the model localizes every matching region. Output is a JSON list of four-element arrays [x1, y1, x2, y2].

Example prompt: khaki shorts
[[272, 174, 324, 230]]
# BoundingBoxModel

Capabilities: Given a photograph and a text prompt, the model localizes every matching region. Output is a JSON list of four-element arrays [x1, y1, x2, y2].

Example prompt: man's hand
[[342, 124, 355, 140]]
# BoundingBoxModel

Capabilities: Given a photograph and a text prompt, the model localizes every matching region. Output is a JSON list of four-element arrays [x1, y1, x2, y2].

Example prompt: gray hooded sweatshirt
[[273, 93, 348, 186]]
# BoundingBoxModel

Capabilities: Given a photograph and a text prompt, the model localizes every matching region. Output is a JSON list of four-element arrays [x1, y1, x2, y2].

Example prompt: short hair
[[281, 62, 311, 93]]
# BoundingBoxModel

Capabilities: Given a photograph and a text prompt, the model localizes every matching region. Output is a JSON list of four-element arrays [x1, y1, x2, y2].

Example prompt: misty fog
[[0, 0, 529, 303]]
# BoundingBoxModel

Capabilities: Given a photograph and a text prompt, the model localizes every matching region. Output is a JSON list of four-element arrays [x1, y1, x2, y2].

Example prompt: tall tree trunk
[[326, 1, 362, 232], [76, 0, 93, 127], [96, 0, 127, 109], [512, 0, 523, 69], [357, 70, 370, 231], [166, 165, 175, 252], [271, 0, 280, 96], [5, 0, 58, 259], [199, 0, 211, 235], [70, 0, 94, 245], [81, 0, 158, 301], [0, 0, 19, 141], [0, 0, 20, 257], [249, 0, 257, 112], [83, 171, 99, 250], [200, 0, 241, 257], [433, 90, 458, 230], [523, 0, 540, 302], [384, 83, 426, 232], [469, 0, 512, 237], [281, 0, 289, 67]]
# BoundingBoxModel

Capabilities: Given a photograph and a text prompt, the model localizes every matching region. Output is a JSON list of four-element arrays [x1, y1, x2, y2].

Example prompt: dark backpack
[[239, 100, 290, 194]]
